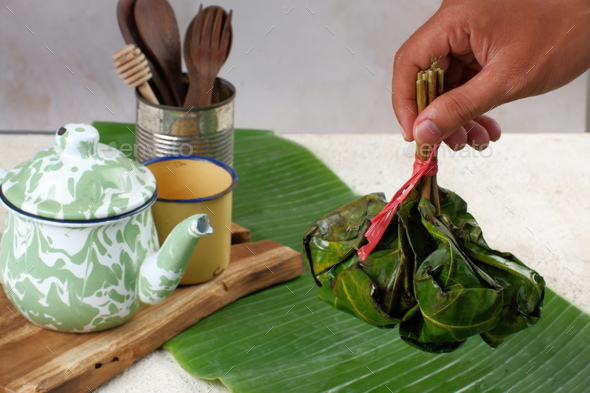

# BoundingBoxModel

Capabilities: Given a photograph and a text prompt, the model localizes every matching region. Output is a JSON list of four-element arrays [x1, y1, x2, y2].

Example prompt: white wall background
[[0, 0, 588, 134]]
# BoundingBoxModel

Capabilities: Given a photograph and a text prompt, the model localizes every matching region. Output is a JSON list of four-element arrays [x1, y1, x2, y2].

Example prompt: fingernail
[[414, 119, 441, 145], [399, 126, 408, 140]]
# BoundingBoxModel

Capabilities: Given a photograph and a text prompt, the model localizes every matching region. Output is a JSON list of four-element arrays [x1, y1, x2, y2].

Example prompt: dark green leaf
[[358, 230, 417, 321], [319, 259, 400, 326], [399, 312, 466, 353], [306, 192, 417, 325], [303, 192, 386, 280]]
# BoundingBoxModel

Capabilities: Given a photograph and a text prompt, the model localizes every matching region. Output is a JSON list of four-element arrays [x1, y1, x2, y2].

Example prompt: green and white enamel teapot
[[0, 124, 212, 332]]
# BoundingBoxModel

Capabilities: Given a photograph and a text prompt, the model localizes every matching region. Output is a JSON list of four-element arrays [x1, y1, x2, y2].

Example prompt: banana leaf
[[94, 123, 590, 393]]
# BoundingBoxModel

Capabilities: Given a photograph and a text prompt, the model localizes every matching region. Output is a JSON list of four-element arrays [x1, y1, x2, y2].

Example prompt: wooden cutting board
[[0, 239, 303, 393]]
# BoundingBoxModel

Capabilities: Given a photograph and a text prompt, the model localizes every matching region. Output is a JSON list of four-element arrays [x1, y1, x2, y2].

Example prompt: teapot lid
[[0, 124, 156, 220]]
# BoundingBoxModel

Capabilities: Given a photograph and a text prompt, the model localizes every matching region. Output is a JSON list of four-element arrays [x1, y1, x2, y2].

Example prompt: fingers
[[473, 115, 501, 142], [392, 14, 457, 142], [391, 52, 422, 142], [443, 126, 467, 150], [393, 0, 589, 151], [392, 3, 506, 149], [464, 120, 491, 150], [442, 116, 501, 151], [413, 66, 506, 147]]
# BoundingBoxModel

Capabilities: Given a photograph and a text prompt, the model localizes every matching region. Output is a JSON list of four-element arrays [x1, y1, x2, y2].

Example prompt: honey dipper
[[113, 44, 159, 104]]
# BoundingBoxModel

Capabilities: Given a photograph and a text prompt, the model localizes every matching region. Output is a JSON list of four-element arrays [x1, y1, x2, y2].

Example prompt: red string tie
[[357, 143, 440, 261]]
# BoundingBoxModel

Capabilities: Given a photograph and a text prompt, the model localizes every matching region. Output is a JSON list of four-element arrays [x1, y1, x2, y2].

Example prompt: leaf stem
[[415, 57, 444, 214]]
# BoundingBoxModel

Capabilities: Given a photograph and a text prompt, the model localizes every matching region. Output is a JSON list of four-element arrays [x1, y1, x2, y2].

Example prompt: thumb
[[413, 67, 507, 146]]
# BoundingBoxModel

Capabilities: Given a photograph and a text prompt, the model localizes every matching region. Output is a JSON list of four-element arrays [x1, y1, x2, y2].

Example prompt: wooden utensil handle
[[138, 82, 159, 105]]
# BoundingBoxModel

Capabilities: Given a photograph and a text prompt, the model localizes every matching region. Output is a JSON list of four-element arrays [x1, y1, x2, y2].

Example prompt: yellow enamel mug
[[143, 156, 238, 284]]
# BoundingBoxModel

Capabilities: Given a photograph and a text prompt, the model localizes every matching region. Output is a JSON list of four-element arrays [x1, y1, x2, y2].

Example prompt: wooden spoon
[[183, 4, 206, 108], [116, 0, 141, 45], [116, 0, 175, 105], [183, 6, 233, 107], [134, 0, 185, 107], [113, 44, 159, 104]]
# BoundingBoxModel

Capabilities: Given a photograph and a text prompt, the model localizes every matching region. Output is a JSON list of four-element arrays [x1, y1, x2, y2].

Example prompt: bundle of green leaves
[[303, 188, 545, 353]]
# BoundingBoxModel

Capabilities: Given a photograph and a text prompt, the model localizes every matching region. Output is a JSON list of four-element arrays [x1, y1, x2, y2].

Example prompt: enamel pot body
[[0, 183, 213, 333], [0, 124, 213, 332], [0, 201, 160, 332]]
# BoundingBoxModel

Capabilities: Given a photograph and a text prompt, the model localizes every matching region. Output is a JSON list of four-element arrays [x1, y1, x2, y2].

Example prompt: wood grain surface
[[0, 240, 303, 393]]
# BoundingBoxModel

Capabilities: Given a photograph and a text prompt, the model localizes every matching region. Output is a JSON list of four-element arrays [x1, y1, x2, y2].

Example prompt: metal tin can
[[135, 78, 236, 166]]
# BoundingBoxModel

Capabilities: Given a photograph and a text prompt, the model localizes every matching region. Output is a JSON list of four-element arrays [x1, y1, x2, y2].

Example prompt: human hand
[[392, 0, 590, 150]]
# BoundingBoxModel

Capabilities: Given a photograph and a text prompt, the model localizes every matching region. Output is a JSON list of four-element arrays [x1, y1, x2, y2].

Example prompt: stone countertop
[[0, 132, 588, 392]]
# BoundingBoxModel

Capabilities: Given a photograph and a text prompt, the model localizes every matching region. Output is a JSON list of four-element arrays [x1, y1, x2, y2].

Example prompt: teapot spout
[[138, 214, 213, 304]]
